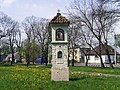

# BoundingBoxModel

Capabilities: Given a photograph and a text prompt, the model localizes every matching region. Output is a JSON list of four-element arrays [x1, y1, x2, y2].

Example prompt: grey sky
[[0, 0, 73, 21]]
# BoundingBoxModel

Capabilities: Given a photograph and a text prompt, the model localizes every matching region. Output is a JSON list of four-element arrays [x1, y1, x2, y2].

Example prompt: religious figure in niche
[[56, 29, 64, 41], [58, 51, 62, 58]]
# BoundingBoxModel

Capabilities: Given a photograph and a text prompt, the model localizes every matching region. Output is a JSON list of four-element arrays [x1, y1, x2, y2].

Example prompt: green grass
[[0, 65, 120, 90]]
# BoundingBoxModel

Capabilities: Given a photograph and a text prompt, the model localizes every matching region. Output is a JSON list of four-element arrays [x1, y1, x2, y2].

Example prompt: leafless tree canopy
[[0, 12, 20, 65], [22, 16, 49, 66], [68, 0, 120, 68]]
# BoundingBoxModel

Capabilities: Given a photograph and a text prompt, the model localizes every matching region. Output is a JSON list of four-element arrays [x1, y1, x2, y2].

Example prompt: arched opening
[[56, 28, 64, 41], [57, 51, 62, 58]]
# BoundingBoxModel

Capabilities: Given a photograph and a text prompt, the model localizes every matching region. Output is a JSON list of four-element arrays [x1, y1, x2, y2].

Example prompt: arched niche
[[56, 28, 64, 41], [57, 51, 62, 58]]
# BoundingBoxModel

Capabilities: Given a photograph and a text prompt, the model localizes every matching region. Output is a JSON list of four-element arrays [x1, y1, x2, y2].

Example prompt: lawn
[[70, 66, 120, 75], [0, 65, 120, 90]]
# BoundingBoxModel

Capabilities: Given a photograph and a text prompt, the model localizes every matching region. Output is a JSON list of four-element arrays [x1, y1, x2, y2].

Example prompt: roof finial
[[57, 9, 60, 13], [57, 9, 61, 16]]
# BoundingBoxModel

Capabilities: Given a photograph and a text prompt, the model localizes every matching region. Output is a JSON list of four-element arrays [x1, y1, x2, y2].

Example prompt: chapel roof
[[50, 13, 70, 24]]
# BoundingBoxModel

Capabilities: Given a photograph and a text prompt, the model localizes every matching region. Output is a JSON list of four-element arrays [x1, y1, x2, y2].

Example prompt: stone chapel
[[49, 12, 70, 81]]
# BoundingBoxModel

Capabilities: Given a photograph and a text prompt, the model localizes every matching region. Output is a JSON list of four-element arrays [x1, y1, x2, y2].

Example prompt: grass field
[[70, 66, 120, 75], [0, 65, 120, 90]]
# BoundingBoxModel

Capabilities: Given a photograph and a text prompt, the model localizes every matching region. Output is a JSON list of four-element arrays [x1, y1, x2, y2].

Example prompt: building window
[[58, 51, 62, 58], [56, 28, 64, 41], [75, 50, 77, 54], [75, 56, 77, 59]]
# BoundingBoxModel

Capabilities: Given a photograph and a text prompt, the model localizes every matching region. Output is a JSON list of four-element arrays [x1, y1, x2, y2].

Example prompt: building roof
[[4, 52, 20, 61], [80, 48, 91, 54], [111, 45, 120, 54], [49, 13, 70, 24], [88, 44, 120, 55]]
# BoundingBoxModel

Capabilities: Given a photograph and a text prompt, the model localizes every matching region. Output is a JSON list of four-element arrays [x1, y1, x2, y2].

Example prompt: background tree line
[[0, 0, 120, 68], [0, 13, 49, 66]]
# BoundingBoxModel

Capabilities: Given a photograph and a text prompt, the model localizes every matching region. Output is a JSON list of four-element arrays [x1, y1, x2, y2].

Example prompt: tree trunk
[[0, 48, 1, 61], [26, 39, 30, 67], [72, 59, 74, 66], [83, 49, 89, 67], [32, 40, 35, 65], [27, 61, 29, 67], [68, 46, 70, 67], [72, 52, 74, 66], [19, 53, 22, 63], [18, 47, 22, 63], [11, 45, 15, 65], [85, 55, 88, 66], [45, 45, 49, 66], [99, 56, 105, 68], [105, 48, 113, 68], [41, 45, 44, 65], [72, 47, 75, 66], [32, 53, 35, 64], [99, 45, 105, 68], [27, 54, 30, 67], [45, 56, 48, 66], [99, 35, 105, 68]]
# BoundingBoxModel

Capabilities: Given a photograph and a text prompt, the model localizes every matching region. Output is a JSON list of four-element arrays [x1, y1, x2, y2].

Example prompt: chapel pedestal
[[51, 67, 69, 81]]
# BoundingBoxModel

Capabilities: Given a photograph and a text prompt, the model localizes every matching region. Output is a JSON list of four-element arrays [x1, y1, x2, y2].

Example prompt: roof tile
[[50, 13, 70, 24]]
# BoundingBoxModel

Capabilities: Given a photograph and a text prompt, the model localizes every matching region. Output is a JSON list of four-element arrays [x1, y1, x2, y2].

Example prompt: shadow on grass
[[69, 78, 81, 81], [0, 63, 13, 67], [0, 63, 52, 68]]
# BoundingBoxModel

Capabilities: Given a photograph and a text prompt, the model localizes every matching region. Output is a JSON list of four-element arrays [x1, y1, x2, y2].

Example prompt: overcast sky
[[0, 0, 119, 41], [0, 0, 73, 21], [0, 0, 74, 40]]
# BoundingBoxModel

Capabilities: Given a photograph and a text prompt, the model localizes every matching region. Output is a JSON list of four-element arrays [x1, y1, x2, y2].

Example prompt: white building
[[69, 47, 80, 62], [5, 52, 20, 63], [84, 44, 120, 64]]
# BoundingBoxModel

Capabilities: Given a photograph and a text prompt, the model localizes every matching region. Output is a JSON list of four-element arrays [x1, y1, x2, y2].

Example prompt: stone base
[[51, 67, 69, 81]]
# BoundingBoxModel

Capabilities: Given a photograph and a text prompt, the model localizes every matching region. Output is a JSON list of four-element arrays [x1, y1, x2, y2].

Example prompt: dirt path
[[71, 71, 120, 78]]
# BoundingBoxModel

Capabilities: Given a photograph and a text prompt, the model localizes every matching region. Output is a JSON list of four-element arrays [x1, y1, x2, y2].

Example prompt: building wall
[[69, 48, 80, 62], [105, 55, 115, 63], [84, 55, 115, 63], [84, 55, 105, 63]]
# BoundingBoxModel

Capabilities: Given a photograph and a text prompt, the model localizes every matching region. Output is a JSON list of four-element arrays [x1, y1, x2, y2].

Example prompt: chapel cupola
[[49, 12, 70, 43]]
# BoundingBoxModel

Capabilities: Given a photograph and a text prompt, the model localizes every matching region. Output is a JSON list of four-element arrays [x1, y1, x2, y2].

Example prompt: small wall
[[84, 55, 106, 63]]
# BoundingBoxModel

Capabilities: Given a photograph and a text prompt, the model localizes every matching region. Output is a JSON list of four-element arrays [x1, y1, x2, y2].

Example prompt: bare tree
[[68, 0, 119, 68], [91, 0, 119, 68], [22, 16, 36, 67], [0, 12, 19, 65], [68, 0, 105, 67], [80, 30, 96, 66], [68, 18, 81, 66], [14, 29, 22, 63], [35, 18, 49, 66], [22, 16, 49, 66]]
